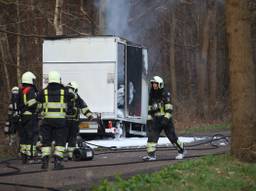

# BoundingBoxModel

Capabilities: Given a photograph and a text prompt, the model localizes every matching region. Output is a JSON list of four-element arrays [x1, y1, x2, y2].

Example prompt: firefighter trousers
[[147, 116, 178, 144], [40, 119, 68, 158], [18, 115, 38, 157], [66, 119, 79, 147]]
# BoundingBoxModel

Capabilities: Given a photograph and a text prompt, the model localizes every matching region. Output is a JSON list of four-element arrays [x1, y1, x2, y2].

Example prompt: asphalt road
[[0, 131, 230, 191]]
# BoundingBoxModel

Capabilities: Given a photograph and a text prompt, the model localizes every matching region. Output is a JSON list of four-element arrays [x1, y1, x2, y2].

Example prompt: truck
[[42, 36, 149, 137]]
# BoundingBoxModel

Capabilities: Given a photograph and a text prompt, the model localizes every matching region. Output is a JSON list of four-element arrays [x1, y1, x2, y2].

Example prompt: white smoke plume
[[104, 0, 131, 38]]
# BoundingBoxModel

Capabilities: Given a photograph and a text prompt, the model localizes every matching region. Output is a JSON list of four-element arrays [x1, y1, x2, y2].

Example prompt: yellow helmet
[[48, 71, 61, 84], [21, 71, 36, 85], [150, 76, 164, 89], [67, 81, 79, 92]]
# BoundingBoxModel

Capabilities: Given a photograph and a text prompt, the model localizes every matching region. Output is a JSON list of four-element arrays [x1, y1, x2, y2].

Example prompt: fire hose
[[0, 134, 230, 191]]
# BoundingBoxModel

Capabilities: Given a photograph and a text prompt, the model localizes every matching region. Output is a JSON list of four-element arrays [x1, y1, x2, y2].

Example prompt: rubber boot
[[53, 156, 64, 170], [143, 151, 156, 161], [21, 154, 28, 164], [174, 140, 186, 160], [41, 156, 49, 169], [27, 156, 34, 164]]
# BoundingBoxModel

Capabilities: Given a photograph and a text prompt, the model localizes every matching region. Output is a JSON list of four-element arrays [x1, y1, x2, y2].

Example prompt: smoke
[[96, 0, 176, 79], [97, 0, 168, 41], [104, 0, 131, 38]]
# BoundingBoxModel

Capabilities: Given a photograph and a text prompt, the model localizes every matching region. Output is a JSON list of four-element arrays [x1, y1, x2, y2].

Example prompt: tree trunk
[[226, 0, 256, 162], [198, 8, 211, 119], [208, 1, 217, 119], [54, 0, 64, 35], [169, 8, 177, 101], [98, 0, 106, 34], [16, 0, 21, 82], [0, 34, 11, 94], [80, 0, 96, 35]]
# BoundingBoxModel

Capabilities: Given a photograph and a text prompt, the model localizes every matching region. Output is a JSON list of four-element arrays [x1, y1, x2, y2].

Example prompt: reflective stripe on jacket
[[148, 89, 173, 119], [43, 89, 66, 119]]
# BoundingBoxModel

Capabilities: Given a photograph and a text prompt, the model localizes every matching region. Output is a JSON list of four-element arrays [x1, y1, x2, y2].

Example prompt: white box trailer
[[42, 36, 148, 137]]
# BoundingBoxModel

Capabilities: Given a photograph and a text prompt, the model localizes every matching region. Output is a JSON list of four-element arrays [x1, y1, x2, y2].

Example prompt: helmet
[[11, 86, 19, 94], [48, 71, 61, 84], [67, 81, 79, 92], [150, 76, 164, 89], [21, 71, 36, 85]]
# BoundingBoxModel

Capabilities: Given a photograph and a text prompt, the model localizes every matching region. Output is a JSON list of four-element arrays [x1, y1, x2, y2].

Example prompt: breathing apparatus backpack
[[9, 86, 21, 133], [72, 141, 94, 161]]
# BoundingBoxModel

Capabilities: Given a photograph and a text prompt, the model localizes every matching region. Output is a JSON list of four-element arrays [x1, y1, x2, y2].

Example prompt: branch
[[0, 17, 44, 27], [0, 28, 87, 38], [80, 0, 93, 23], [0, 0, 16, 5], [62, 24, 89, 35], [0, 28, 45, 38]]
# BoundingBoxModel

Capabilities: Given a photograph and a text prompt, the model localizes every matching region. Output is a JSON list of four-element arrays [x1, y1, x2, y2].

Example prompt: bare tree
[[16, 0, 21, 81], [197, 2, 213, 118], [97, 0, 106, 34], [53, 0, 63, 35], [169, 3, 177, 101], [0, 40, 10, 94], [207, 0, 218, 119], [226, 0, 256, 162]]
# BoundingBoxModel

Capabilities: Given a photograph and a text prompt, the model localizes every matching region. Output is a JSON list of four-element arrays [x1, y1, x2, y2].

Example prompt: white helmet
[[21, 71, 36, 85], [11, 86, 19, 94], [150, 76, 164, 89], [67, 81, 79, 92], [48, 71, 61, 84]]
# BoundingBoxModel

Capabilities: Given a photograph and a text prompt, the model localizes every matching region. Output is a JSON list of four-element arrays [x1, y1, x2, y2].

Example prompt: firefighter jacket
[[147, 89, 173, 120], [36, 83, 74, 120], [66, 88, 93, 121], [18, 84, 38, 116], [6, 103, 20, 134], [6, 88, 19, 134]]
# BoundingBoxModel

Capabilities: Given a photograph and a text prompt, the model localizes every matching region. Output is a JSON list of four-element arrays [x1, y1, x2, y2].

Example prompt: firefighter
[[4, 87, 19, 146], [66, 81, 96, 160], [143, 76, 186, 161], [17, 72, 38, 164], [7, 87, 20, 146], [37, 71, 74, 170]]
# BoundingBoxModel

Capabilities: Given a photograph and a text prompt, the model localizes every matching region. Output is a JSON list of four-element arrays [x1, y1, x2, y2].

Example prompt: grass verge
[[180, 122, 230, 135], [92, 154, 256, 191]]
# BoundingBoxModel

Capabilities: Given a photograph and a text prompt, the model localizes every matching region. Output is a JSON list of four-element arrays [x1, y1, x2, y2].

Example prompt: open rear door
[[126, 46, 143, 117]]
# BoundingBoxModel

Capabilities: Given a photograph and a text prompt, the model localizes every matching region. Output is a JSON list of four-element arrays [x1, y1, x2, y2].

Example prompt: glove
[[88, 114, 97, 121], [12, 113, 20, 123], [67, 108, 77, 116], [161, 117, 169, 127]]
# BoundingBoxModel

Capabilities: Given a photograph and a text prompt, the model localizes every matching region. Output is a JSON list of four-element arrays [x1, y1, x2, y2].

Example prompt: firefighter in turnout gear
[[5, 87, 20, 146], [18, 71, 38, 164], [66, 81, 96, 160], [36, 71, 75, 170], [143, 76, 186, 161]]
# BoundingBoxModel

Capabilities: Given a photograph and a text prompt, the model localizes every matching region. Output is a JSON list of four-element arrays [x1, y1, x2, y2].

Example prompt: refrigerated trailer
[[42, 36, 148, 137]]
